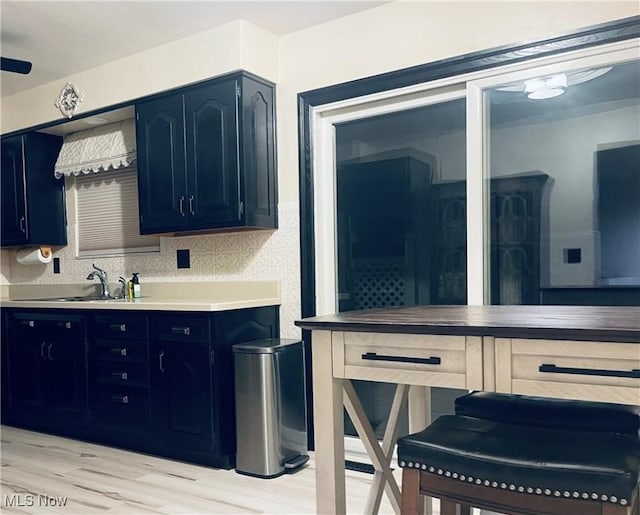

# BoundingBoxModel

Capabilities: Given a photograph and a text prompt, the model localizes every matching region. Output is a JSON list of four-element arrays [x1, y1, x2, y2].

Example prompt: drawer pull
[[539, 363, 640, 379], [171, 326, 191, 336], [111, 372, 128, 380], [21, 320, 36, 327], [111, 395, 129, 404], [361, 352, 441, 365], [57, 321, 72, 329], [110, 347, 128, 357], [109, 323, 127, 332]]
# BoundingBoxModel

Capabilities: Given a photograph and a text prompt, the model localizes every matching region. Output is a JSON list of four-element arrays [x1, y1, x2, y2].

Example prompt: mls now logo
[[4, 493, 68, 507]]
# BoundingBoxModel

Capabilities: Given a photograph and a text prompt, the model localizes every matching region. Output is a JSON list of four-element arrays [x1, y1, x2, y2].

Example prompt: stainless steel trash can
[[233, 338, 309, 478]]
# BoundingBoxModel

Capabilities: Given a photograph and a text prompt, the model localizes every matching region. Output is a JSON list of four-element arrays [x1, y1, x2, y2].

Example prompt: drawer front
[[92, 386, 151, 434], [495, 338, 640, 404], [93, 338, 148, 364], [333, 331, 482, 390], [92, 315, 148, 340], [93, 361, 149, 388], [155, 316, 210, 343]]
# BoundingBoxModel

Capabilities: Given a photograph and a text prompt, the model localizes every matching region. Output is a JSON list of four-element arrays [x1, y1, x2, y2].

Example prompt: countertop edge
[[1, 297, 281, 312]]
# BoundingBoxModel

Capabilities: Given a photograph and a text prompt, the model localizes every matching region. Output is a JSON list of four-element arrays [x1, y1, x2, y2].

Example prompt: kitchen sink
[[16, 295, 126, 302]]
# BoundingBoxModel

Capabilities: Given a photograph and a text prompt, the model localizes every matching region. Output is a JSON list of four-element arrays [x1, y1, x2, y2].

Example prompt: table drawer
[[495, 338, 640, 404], [332, 331, 482, 389]]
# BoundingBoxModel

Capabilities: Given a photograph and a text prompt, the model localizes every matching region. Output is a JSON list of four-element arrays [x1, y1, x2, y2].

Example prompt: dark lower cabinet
[[151, 341, 216, 456], [88, 313, 152, 443], [149, 306, 279, 468], [3, 305, 279, 469], [4, 311, 87, 434]]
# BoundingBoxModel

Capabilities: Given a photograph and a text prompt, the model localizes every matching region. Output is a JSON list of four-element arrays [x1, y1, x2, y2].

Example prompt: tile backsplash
[[0, 202, 302, 338]]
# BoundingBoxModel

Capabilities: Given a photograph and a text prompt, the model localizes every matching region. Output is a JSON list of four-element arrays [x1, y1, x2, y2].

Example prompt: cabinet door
[[136, 95, 188, 233], [7, 334, 46, 415], [1, 136, 27, 246], [43, 328, 88, 424], [151, 341, 215, 452], [184, 80, 240, 228], [240, 76, 277, 229]]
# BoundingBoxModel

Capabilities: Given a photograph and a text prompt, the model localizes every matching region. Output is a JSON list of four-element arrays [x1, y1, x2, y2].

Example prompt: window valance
[[54, 119, 136, 178]]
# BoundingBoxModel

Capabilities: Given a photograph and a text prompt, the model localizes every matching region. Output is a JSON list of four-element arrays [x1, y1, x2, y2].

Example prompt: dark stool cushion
[[397, 415, 640, 507], [455, 392, 640, 435]]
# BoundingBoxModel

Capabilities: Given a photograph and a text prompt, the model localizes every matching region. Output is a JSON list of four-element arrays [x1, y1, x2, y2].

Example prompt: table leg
[[344, 380, 402, 514], [312, 331, 346, 514], [365, 383, 409, 515]]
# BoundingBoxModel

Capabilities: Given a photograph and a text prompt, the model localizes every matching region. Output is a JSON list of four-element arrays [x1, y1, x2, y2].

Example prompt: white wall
[[1, 1, 638, 334]]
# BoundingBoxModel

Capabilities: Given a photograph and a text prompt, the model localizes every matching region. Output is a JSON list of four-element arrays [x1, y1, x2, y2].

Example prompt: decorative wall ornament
[[54, 82, 84, 118]]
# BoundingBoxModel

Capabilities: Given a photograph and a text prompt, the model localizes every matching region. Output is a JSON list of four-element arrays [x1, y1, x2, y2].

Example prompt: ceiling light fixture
[[524, 74, 567, 99], [497, 67, 612, 100]]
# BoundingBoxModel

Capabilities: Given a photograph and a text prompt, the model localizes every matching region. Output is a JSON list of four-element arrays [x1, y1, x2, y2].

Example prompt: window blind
[[75, 167, 160, 256]]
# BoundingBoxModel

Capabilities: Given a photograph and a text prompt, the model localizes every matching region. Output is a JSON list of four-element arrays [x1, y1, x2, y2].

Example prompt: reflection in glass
[[335, 99, 467, 437], [486, 60, 640, 305]]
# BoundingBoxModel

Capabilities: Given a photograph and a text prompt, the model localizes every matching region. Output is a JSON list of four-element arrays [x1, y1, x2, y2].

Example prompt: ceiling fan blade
[[1, 57, 32, 74]]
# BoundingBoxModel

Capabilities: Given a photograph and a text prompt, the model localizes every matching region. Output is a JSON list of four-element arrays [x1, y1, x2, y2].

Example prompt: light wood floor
[[0, 425, 405, 514]]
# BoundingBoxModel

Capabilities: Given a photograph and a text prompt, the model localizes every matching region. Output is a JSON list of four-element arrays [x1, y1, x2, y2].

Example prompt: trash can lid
[[233, 338, 302, 354]]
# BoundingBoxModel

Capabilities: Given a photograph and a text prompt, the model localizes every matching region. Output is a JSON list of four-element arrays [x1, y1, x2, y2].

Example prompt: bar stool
[[397, 392, 640, 515]]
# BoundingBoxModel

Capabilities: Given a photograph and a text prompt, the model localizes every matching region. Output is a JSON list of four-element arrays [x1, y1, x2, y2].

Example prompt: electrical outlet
[[564, 248, 582, 264], [177, 249, 190, 269]]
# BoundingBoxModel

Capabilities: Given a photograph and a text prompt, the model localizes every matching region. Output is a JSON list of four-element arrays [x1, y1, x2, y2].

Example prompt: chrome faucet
[[86, 263, 110, 298]]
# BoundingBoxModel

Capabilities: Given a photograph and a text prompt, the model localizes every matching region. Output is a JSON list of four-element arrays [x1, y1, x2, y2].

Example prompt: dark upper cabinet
[[1, 132, 66, 247], [135, 72, 277, 234]]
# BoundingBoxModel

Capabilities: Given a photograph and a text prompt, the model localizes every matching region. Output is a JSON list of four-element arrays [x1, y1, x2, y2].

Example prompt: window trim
[[298, 16, 640, 321]]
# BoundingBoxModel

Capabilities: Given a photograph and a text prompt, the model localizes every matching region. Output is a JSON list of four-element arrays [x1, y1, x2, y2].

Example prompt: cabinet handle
[[111, 395, 129, 404], [111, 372, 128, 380], [19, 216, 26, 234], [189, 195, 195, 215], [361, 352, 442, 365], [57, 321, 72, 329], [47, 343, 53, 361], [110, 347, 128, 357], [109, 323, 126, 332], [539, 363, 640, 379], [171, 326, 191, 336], [179, 196, 185, 216], [40, 342, 46, 360], [159, 350, 165, 372], [21, 320, 36, 327]]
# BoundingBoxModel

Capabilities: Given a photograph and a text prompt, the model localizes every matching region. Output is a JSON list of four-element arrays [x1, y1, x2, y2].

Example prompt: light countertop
[[0, 281, 281, 312]]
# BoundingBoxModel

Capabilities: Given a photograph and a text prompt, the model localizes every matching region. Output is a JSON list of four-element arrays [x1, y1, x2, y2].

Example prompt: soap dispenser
[[131, 273, 141, 299]]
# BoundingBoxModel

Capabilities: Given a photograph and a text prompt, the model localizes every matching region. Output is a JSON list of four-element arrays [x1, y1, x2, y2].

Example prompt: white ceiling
[[0, 1, 386, 98]]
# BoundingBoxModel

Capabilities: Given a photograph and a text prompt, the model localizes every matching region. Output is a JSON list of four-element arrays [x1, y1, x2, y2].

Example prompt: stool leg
[[401, 468, 421, 515], [440, 499, 457, 515]]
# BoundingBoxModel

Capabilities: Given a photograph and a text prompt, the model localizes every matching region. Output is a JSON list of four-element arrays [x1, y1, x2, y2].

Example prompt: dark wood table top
[[295, 305, 640, 342]]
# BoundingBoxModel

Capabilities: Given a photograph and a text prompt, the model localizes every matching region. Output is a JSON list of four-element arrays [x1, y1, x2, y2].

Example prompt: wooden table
[[295, 305, 640, 515]]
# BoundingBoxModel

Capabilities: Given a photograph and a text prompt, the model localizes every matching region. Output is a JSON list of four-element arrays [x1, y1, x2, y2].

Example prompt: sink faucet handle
[[92, 263, 108, 279]]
